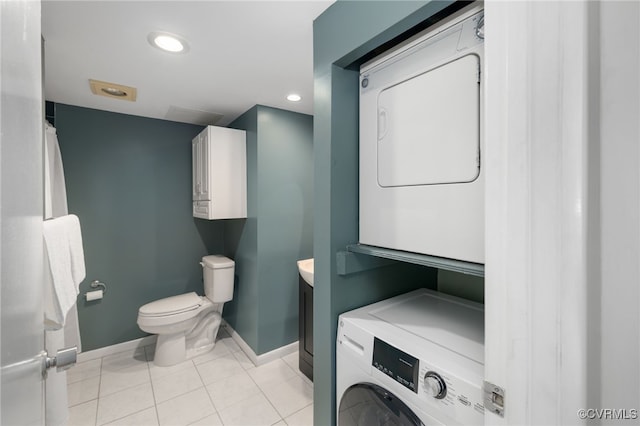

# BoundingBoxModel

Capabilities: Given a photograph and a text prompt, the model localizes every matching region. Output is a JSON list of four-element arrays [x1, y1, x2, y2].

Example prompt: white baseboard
[[78, 326, 298, 366], [77, 326, 298, 367], [76, 335, 157, 363], [222, 321, 298, 366]]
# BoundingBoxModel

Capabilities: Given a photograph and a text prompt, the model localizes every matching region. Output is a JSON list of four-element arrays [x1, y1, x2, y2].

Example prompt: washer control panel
[[370, 336, 484, 425], [417, 359, 484, 425], [372, 337, 419, 393]]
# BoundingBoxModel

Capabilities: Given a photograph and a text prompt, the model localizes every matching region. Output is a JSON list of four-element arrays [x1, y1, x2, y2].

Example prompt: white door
[[485, 1, 640, 424], [0, 0, 46, 424]]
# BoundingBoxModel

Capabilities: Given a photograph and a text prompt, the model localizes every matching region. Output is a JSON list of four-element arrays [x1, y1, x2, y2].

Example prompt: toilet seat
[[138, 292, 208, 328], [139, 292, 202, 316]]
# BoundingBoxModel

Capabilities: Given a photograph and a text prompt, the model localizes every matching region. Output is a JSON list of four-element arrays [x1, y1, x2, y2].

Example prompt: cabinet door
[[192, 135, 200, 200], [199, 130, 210, 201]]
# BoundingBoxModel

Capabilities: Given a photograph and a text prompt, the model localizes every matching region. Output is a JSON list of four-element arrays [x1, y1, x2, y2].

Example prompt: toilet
[[137, 255, 235, 367]]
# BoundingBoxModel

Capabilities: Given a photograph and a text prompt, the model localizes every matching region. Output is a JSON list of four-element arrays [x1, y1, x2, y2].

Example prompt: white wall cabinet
[[192, 125, 246, 219]]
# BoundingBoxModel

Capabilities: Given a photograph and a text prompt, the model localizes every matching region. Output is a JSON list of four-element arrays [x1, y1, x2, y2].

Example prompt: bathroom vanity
[[297, 259, 314, 381]]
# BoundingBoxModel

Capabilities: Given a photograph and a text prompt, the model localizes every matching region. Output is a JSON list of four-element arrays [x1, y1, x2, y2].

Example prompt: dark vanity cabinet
[[298, 276, 313, 381]]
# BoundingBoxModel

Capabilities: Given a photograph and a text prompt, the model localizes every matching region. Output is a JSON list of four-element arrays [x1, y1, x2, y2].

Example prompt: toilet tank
[[201, 255, 235, 303]]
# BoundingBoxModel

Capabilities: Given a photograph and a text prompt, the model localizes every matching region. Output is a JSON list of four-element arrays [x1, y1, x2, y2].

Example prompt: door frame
[[484, 1, 640, 423]]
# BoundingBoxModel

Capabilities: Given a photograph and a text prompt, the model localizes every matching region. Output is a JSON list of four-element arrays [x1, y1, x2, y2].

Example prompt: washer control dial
[[424, 371, 447, 399]]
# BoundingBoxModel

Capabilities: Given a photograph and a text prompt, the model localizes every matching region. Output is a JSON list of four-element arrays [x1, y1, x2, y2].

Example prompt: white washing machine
[[359, 6, 485, 264], [336, 289, 484, 425]]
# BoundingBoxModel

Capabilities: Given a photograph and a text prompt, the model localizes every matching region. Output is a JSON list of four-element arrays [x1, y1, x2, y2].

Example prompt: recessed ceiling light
[[101, 87, 127, 97], [89, 79, 137, 102], [148, 31, 189, 54], [287, 93, 302, 102]]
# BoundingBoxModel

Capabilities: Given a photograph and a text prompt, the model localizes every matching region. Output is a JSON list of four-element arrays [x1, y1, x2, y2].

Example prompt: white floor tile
[[152, 365, 204, 404], [156, 387, 216, 426], [188, 413, 223, 426], [67, 358, 102, 384], [102, 407, 158, 426], [281, 351, 299, 372], [248, 359, 297, 390], [96, 382, 155, 425], [284, 404, 314, 426], [67, 399, 98, 426], [281, 351, 312, 384], [205, 370, 261, 412], [191, 341, 230, 365], [68, 376, 100, 407], [231, 348, 255, 370], [262, 375, 313, 418], [217, 393, 281, 426], [195, 352, 244, 385], [101, 349, 148, 373], [70, 341, 312, 426], [299, 374, 313, 388], [99, 363, 150, 397], [219, 336, 241, 353], [148, 358, 195, 381]]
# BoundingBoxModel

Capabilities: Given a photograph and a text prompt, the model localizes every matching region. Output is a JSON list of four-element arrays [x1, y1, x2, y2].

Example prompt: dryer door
[[377, 54, 481, 187], [338, 383, 435, 426]]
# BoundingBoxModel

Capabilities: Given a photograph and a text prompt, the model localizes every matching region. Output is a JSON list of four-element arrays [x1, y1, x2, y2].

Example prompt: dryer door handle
[[378, 108, 388, 141]]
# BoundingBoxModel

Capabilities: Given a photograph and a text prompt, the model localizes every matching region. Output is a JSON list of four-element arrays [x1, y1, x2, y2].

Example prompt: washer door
[[338, 383, 425, 426]]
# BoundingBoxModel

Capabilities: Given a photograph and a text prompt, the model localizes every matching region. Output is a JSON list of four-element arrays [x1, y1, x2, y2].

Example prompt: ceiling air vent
[[89, 79, 137, 102], [165, 105, 223, 126]]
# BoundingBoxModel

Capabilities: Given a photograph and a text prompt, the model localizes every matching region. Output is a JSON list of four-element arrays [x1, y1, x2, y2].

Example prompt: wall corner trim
[[222, 321, 298, 367]]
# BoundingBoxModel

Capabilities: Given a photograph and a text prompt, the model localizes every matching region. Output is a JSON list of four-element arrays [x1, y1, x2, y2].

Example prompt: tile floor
[[67, 329, 313, 426]]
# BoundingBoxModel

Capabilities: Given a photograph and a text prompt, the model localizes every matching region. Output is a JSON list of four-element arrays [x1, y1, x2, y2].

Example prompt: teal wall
[[224, 105, 314, 355], [55, 103, 224, 351], [438, 270, 484, 303], [222, 108, 259, 351], [312, 1, 466, 424]]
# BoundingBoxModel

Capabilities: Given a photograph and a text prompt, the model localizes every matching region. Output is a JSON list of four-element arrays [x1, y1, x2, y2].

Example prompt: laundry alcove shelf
[[337, 244, 485, 277]]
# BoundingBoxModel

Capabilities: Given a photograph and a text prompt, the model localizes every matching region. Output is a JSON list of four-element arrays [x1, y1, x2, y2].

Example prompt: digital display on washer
[[372, 337, 419, 393]]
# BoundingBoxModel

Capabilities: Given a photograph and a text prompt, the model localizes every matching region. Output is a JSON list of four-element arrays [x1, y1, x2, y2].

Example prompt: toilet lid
[[138, 292, 203, 317]]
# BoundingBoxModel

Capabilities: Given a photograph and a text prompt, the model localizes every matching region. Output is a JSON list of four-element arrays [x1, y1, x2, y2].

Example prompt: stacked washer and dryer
[[337, 5, 486, 425]]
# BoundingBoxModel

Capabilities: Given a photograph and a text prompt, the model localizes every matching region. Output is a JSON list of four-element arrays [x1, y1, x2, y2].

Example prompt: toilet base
[[154, 333, 186, 367], [151, 310, 223, 367]]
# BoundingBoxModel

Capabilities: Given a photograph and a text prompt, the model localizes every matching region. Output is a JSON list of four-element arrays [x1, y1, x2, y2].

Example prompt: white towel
[[43, 214, 86, 329], [44, 122, 69, 219]]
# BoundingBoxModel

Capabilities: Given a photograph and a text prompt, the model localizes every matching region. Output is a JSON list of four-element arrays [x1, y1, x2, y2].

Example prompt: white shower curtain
[[44, 121, 82, 426]]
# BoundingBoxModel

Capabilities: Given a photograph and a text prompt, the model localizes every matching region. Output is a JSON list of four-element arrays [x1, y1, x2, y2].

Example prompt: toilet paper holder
[[89, 280, 106, 294]]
